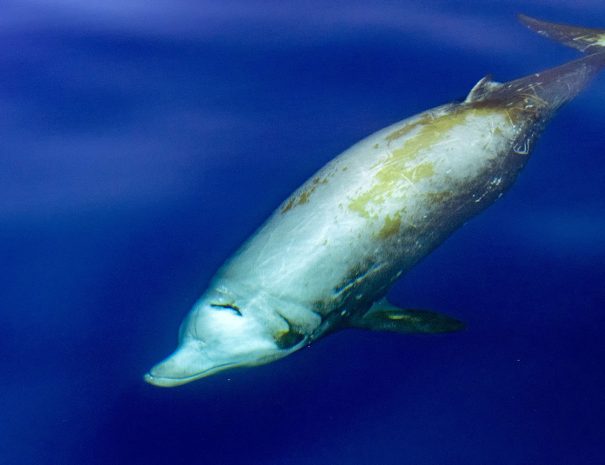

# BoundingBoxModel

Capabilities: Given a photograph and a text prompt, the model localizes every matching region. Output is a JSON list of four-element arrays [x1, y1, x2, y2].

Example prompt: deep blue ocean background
[[2, 1, 605, 464]]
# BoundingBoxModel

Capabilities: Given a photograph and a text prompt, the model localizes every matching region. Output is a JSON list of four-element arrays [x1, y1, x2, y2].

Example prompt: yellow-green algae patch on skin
[[281, 176, 330, 214], [377, 213, 402, 239], [402, 162, 434, 182], [426, 190, 453, 205], [578, 32, 605, 48], [383, 112, 434, 143], [348, 106, 500, 219]]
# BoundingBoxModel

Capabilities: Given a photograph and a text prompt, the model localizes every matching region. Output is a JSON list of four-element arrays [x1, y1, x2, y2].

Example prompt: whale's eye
[[210, 303, 242, 316]]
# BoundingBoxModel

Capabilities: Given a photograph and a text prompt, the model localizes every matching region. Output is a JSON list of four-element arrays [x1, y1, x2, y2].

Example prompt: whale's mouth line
[[144, 344, 299, 387], [144, 362, 235, 387]]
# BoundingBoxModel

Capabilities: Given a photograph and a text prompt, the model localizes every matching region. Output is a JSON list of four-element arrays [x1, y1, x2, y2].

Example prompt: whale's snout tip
[[143, 371, 160, 386], [143, 364, 200, 387], [143, 370, 184, 388], [144, 342, 215, 387]]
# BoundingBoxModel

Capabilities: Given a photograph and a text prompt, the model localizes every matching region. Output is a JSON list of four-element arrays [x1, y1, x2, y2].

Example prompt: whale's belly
[[217, 102, 522, 314]]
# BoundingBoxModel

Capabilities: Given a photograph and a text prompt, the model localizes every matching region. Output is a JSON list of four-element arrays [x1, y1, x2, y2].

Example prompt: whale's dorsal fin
[[349, 298, 465, 334], [465, 75, 503, 103]]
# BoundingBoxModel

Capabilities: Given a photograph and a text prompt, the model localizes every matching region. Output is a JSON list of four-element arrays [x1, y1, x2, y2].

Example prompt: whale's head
[[144, 288, 305, 387]]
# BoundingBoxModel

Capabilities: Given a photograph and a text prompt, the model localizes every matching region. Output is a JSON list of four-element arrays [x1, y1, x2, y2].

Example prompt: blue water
[[2, 1, 605, 464]]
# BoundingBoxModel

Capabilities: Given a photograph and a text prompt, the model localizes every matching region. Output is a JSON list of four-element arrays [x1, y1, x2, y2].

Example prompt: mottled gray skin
[[145, 52, 605, 387], [216, 54, 604, 340]]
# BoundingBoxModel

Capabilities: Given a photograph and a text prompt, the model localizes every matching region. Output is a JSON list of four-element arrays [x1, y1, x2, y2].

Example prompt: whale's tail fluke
[[519, 14, 605, 53]]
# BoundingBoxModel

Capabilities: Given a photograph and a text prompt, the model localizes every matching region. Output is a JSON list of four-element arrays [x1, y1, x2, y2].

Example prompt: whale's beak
[[144, 341, 218, 387]]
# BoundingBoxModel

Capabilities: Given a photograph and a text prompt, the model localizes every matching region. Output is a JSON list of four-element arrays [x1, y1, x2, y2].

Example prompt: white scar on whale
[[145, 17, 605, 387]]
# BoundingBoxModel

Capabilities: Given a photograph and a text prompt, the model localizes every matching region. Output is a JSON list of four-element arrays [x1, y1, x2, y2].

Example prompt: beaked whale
[[145, 17, 605, 387]]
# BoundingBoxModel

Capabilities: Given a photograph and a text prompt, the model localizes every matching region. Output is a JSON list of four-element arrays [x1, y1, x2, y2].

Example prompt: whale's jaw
[[144, 326, 291, 387], [144, 340, 222, 387], [144, 365, 235, 387]]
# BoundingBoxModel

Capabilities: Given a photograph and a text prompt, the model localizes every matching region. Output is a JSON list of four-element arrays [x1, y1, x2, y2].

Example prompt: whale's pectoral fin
[[350, 299, 464, 334]]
